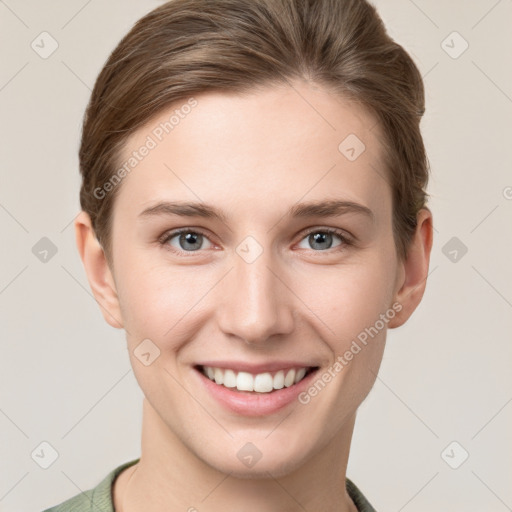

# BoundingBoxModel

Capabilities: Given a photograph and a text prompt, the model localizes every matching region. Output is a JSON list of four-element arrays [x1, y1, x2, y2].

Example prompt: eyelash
[[158, 227, 354, 255]]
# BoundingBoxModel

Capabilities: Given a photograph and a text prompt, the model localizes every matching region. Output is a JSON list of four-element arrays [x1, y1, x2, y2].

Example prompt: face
[[106, 80, 404, 477]]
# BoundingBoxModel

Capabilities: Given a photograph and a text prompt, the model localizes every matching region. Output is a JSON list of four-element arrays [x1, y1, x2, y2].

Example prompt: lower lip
[[194, 367, 319, 416]]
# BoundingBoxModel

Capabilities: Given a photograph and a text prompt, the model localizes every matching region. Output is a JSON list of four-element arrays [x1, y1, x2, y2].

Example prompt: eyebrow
[[138, 199, 374, 223]]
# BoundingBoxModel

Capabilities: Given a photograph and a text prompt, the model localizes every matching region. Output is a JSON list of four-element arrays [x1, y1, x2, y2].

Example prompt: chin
[[200, 441, 312, 480]]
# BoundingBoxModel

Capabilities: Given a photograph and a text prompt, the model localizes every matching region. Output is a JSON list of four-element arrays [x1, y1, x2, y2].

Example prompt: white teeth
[[236, 371, 254, 391], [223, 369, 237, 388], [294, 368, 306, 384], [273, 370, 285, 390], [254, 373, 273, 393], [284, 369, 296, 387], [214, 367, 224, 385], [201, 366, 311, 393]]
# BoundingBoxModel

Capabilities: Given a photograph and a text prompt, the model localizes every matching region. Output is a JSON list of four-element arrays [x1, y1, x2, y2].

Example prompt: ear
[[74, 211, 124, 329], [388, 207, 433, 328]]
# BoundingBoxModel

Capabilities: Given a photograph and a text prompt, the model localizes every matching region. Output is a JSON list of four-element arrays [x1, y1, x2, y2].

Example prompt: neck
[[115, 398, 358, 512]]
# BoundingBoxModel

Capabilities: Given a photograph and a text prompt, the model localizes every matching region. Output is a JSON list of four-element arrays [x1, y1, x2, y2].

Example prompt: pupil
[[181, 232, 201, 251], [310, 232, 332, 250]]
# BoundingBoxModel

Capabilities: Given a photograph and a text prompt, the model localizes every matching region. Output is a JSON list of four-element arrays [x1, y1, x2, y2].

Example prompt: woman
[[44, 0, 433, 510]]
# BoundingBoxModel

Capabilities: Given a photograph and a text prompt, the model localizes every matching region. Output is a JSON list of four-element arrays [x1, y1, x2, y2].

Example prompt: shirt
[[42, 458, 377, 511]]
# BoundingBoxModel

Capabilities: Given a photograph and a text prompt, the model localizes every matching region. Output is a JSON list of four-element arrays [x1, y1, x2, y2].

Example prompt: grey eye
[[167, 231, 213, 252], [297, 231, 343, 251]]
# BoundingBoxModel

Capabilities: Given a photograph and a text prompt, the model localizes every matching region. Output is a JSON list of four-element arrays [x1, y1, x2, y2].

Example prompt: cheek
[[115, 255, 214, 347], [115, 231, 398, 352], [295, 252, 397, 340], [293, 249, 397, 403]]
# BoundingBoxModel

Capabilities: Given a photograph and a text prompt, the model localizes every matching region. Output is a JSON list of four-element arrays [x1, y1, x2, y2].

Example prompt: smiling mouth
[[195, 365, 319, 394]]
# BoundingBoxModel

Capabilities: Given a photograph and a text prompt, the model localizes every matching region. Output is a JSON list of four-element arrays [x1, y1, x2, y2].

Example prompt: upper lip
[[195, 361, 319, 374]]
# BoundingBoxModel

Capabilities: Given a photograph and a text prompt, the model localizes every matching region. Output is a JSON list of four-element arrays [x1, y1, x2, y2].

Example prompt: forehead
[[114, 80, 390, 222]]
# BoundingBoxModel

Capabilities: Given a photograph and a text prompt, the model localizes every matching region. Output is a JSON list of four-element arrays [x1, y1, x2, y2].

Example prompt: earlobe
[[388, 208, 434, 329], [74, 211, 124, 329]]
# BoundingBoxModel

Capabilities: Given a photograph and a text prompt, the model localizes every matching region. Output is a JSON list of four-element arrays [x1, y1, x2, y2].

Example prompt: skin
[[75, 79, 433, 512]]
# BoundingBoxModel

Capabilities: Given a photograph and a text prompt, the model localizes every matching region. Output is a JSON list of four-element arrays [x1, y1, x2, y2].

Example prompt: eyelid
[[158, 227, 212, 244], [158, 225, 354, 254], [295, 226, 354, 248], [158, 227, 218, 254], [299, 225, 353, 240]]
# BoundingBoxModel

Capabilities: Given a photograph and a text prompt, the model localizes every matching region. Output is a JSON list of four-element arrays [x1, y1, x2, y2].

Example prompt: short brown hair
[[79, 0, 429, 263]]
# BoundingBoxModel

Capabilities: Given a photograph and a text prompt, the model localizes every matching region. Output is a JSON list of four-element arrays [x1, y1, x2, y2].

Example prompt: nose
[[216, 245, 295, 346]]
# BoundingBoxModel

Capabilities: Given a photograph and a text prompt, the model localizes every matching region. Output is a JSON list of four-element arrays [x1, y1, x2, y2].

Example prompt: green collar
[[44, 458, 376, 511]]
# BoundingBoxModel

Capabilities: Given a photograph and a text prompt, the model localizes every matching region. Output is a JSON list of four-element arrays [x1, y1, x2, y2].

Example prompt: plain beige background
[[1, 1, 511, 511]]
